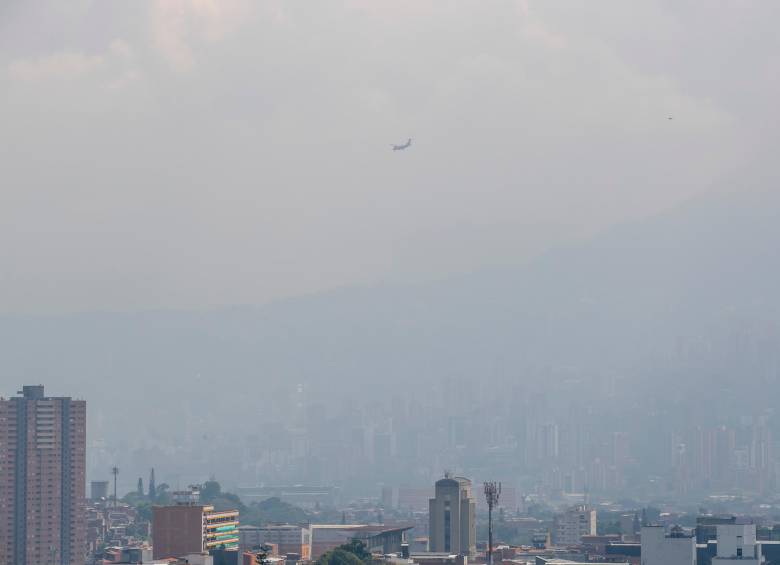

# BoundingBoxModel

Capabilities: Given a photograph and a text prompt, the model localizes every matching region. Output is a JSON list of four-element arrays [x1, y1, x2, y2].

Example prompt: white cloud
[[150, 0, 251, 72], [0, 0, 762, 313], [8, 51, 105, 81], [6, 38, 141, 90], [106, 69, 142, 91], [516, 1, 567, 50], [109, 39, 135, 61], [151, 1, 195, 72], [4, 37, 146, 115]]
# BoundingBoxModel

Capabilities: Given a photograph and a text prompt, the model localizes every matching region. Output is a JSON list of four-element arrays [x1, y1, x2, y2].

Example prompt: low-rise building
[[101, 545, 154, 563], [152, 489, 239, 559], [640, 525, 696, 565], [535, 557, 629, 565], [238, 524, 310, 559], [310, 524, 412, 559], [713, 523, 761, 564]]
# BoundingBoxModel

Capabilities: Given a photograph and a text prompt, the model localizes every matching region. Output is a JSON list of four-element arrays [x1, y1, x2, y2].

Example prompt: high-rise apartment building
[[0, 385, 87, 565], [552, 505, 597, 546], [428, 475, 476, 556], [152, 488, 240, 559]]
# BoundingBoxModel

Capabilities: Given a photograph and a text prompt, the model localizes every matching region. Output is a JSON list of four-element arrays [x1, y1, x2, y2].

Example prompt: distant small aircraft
[[392, 138, 412, 151]]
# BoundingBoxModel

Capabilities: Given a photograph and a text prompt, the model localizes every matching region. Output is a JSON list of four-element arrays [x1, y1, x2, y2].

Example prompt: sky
[[1, 1, 778, 314]]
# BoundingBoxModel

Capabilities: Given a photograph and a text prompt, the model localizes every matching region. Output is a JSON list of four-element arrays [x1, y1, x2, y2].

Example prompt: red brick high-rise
[[0, 385, 87, 565]]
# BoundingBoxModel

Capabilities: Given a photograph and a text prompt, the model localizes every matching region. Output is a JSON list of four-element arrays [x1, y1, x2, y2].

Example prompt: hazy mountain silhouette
[[2, 181, 779, 434]]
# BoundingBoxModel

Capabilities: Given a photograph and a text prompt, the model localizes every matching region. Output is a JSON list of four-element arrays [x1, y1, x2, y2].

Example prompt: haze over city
[[2, 2, 780, 565]]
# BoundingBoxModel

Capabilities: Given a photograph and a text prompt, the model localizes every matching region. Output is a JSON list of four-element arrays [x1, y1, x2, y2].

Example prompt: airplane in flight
[[392, 138, 412, 151]]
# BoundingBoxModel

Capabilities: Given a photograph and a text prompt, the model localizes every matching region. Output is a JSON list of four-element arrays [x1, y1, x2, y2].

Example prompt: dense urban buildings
[[428, 475, 476, 557], [6, 382, 780, 565], [84, 371, 780, 507], [0, 385, 87, 565], [6, 2, 780, 564]]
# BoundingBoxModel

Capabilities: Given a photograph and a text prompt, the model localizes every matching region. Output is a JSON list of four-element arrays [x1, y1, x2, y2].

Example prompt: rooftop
[[436, 475, 472, 487], [311, 524, 413, 534]]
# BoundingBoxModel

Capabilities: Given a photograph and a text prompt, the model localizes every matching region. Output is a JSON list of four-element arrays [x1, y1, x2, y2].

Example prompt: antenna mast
[[484, 482, 502, 565], [111, 466, 119, 508]]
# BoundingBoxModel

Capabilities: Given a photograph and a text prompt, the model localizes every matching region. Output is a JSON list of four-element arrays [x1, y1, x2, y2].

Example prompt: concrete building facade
[[0, 385, 87, 565], [310, 524, 411, 559], [552, 506, 597, 547], [713, 523, 761, 564], [238, 524, 311, 559], [640, 525, 696, 565], [428, 475, 476, 556], [91, 480, 110, 501]]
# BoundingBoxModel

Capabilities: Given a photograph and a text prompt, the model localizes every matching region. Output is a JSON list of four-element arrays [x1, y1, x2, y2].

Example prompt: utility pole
[[111, 466, 119, 507], [484, 482, 501, 565]]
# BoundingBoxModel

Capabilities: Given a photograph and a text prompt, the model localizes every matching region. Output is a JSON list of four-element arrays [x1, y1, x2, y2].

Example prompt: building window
[[444, 509, 451, 552]]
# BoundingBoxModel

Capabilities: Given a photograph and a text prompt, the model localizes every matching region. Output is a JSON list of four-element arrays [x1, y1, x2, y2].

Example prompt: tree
[[337, 540, 371, 563], [148, 468, 156, 501], [210, 492, 245, 512], [135, 502, 152, 523], [201, 478, 222, 502], [120, 490, 146, 506], [137, 477, 144, 497], [317, 549, 366, 565], [155, 482, 171, 505], [242, 497, 309, 527], [599, 519, 621, 535]]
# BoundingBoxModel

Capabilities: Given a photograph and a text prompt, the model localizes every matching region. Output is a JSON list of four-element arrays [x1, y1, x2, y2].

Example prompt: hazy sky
[[1, 1, 777, 313]]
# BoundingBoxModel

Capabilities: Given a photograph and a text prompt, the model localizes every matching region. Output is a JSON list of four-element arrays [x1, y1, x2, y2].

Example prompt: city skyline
[[4, 2, 780, 564]]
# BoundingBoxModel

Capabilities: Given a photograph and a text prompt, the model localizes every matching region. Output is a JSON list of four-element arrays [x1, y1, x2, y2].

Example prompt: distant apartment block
[[91, 480, 110, 500], [552, 505, 597, 547], [0, 385, 87, 565], [382, 486, 434, 512]]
